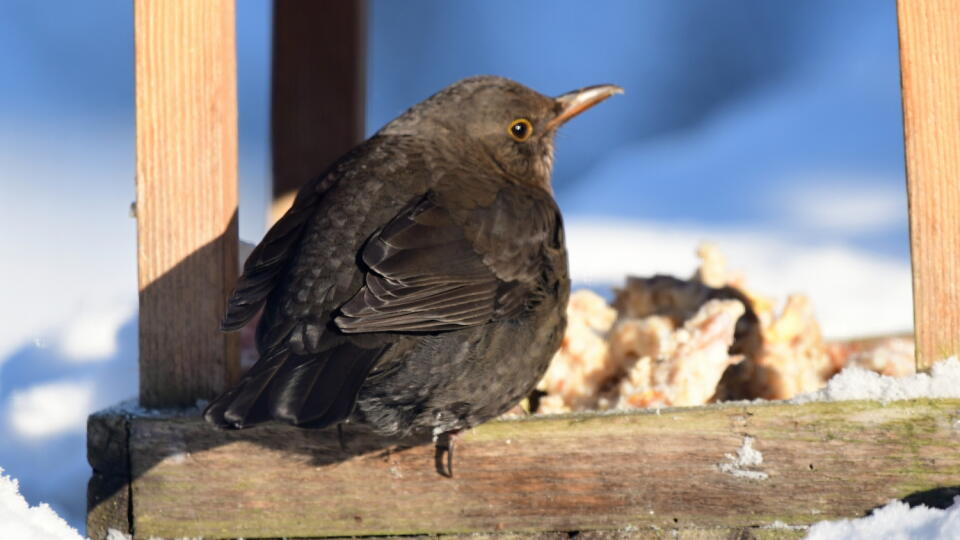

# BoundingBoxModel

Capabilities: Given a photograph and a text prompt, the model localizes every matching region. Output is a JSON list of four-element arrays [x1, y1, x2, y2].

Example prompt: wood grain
[[897, 0, 960, 370], [270, 0, 366, 224], [85, 400, 960, 538], [134, 0, 240, 407]]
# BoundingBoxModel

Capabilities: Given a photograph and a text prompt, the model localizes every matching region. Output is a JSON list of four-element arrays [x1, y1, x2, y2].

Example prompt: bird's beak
[[545, 84, 624, 131]]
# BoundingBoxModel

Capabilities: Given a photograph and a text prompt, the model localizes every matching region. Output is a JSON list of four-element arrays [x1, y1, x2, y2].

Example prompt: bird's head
[[380, 76, 623, 192]]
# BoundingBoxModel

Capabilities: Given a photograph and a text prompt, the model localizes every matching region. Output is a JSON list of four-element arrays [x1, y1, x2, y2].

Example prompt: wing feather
[[335, 195, 540, 334]]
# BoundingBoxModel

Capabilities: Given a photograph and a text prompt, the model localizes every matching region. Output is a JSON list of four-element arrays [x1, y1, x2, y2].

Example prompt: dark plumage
[[204, 76, 621, 442]]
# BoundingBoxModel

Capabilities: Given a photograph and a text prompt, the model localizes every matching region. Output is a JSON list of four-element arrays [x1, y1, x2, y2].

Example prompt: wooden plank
[[112, 399, 960, 538], [134, 0, 240, 407], [897, 0, 960, 370], [269, 0, 366, 224], [334, 527, 806, 539]]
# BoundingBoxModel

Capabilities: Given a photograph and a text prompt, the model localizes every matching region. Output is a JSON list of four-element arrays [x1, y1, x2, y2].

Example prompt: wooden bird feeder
[[87, 1, 960, 538]]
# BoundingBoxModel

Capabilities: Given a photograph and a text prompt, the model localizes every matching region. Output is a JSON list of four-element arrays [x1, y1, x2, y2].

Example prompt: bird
[[203, 75, 622, 467]]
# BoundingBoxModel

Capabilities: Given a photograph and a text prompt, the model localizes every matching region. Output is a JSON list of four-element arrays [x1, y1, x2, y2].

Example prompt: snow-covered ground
[[0, 469, 82, 540], [806, 499, 960, 540]]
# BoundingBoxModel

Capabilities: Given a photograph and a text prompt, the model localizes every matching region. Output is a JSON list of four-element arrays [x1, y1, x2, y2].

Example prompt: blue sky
[[0, 1, 911, 532]]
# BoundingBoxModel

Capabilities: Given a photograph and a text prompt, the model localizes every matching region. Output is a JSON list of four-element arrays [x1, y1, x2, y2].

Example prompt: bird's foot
[[434, 430, 460, 478]]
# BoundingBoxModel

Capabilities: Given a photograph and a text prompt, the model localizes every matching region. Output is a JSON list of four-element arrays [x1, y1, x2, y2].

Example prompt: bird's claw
[[434, 431, 456, 478]]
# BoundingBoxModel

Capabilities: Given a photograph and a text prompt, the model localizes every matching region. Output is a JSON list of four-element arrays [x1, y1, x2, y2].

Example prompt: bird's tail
[[203, 342, 385, 430]]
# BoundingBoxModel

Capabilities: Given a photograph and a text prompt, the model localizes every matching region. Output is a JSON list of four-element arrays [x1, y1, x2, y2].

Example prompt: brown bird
[[203, 76, 621, 466]]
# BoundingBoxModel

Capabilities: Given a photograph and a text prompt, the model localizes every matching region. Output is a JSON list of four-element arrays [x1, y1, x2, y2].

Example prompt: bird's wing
[[335, 189, 561, 333], [220, 142, 374, 331], [221, 191, 322, 330]]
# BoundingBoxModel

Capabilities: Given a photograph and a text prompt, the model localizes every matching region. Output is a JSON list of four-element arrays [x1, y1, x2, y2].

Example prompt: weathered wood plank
[[897, 0, 960, 370], [362, 530, 804, 539], [115, 399, 960, 538], [269, 0, 366, 224], [134, 0, 240, 406]]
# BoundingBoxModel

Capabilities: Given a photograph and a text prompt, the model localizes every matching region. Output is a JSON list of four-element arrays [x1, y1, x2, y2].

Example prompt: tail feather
[[221, 363, 283, 427], [301, 350, 383, 428], [203, 342, 386, 431], [268, 355, 334, 423], [203, 347, 288, 428], [271, 343, 385, 426]]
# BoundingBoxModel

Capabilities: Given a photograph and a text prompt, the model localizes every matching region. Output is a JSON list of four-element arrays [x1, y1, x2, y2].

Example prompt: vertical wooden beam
[[270, 0, 366, 224], [135, 0, 240, 407], [897, 0, 960, 371]]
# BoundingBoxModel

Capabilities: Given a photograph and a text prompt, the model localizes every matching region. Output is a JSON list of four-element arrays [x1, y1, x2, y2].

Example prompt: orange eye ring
[[508, 118, 534, 141]]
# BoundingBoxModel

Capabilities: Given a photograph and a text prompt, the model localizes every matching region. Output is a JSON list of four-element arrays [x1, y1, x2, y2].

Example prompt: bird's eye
[[508, 118, 533, 142]]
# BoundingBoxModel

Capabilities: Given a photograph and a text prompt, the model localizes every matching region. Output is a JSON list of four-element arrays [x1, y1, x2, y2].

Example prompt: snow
[[0, 468, 83, 540], [57, 303, 135, 362], [805, 498, 960, 540], [97, 397, 206, 419], [792, 357, 960, 404], [717, 435, 769, 480], [8, 380, 96, 440], [774, 179, 906, 235], [0, 317, 139, 529]]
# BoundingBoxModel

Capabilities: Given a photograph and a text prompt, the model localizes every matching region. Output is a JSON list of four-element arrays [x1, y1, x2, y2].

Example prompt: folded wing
[[335, 195, 534, 333]]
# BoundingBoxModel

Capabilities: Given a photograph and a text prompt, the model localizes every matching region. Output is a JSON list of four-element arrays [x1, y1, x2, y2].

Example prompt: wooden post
[[134, 0, 240, 407], [898, 0, 960, 371], [270, 0, 366, 224]]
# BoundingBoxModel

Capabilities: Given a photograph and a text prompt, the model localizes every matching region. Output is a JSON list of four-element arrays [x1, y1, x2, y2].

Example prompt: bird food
[[533, 243, 915, 414]]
